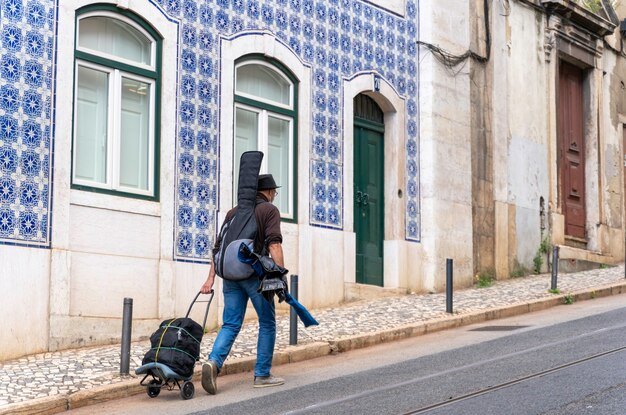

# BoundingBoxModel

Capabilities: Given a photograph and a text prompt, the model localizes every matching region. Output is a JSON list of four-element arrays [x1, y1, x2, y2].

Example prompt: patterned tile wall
[[0, 0, 55, 247], [0, 0, 420, 259]]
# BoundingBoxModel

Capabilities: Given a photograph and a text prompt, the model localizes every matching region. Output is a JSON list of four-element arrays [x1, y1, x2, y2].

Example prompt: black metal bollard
[[120, 298, 133, 376], [551, 246, 559, 290], [446, 259, 453, 314], [289, 275, 299, 345]]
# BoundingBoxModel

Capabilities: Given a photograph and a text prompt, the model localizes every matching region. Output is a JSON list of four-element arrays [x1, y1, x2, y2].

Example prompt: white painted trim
[[219, 30, 312, 225]]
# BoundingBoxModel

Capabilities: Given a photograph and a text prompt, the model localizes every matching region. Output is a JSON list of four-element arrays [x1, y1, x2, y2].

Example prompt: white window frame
[[72, 12, 158, 198]]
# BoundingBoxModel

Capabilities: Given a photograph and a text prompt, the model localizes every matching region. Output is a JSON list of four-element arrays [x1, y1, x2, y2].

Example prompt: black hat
[[257, 174, 280, 190]]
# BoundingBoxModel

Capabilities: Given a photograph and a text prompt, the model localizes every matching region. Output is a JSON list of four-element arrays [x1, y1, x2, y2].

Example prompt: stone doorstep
[[1, 280, 625, 415]]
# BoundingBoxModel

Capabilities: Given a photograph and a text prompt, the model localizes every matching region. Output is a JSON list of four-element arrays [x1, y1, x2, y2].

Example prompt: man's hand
[[200, 262, 216, 294], [268, 242, 284, 267]]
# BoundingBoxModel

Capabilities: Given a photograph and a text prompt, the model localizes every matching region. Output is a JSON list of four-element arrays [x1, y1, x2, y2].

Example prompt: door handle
[[356, 190, 363, 204], [362, 193, 369, 206]]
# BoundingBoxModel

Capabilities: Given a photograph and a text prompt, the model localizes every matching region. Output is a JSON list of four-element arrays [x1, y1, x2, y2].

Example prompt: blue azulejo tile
[[1, 55, 21, 82], [340, 35, 350, 54], [233, 0, 245, 13], [407, 200, 417, 216], [196, 131, 212, 152], [199, 5, 213, 25], [315, 47, 327, 66], [313, 183, 327, 202], [397, 76, 406, 94], [386, 14, 396, 30], [408, 99, 417, 116], [177, 231, 193, 255], [408, 21, 416, 37], [199, 31, 213, 50], [181, 76, 196, 97], [328, 117, 339, 137], [328, 7, 339, 26], [20, 151, 40, 177], [303, 42, 314, 62], [364, 22, 374, 40], [198, 80, 213, 103], [328, 52, 339, 71], [408, 220, 418, 238], [22, 121, 42, 148], [217, 0, 230, 9], [178, 205, 193, 227], [183, 0, 198, 19], [374, 47, 385, 66], [397, 19, 406, 34], [178, 153, 194, 175], [386, 32, 395, 49], [290, 0, 301, 11], [198, 106, 212, 127], [328, 30, 339, 48], [0, 116, 18, 140], [180, 127, 194, 149], [375, 27, 385, 44], [352, 40, 362, 58], [182, 25, 197, 47], [408, 59, 416, 75], [340, 12, 350, 31], [276, 10, 288, 30], [0, 85, 19, 113], [179, 179, 194, 201], [26, 31, 44, 56], [353, 59, 363, 73], [196, 183, 210, 203], [328, 96, 339, 114], [407, 179, 417, 197], [313, 135, 326, 156], [195, 234, 210, 256], [196, 157, 211, 178], [0, 178, 16, 202], [327, 138, 339, 161], [385, 52, 395, 69], [195, 209, 210, 229], [407, 138, 417, 157], [328, 73, 339, 92], [314, 69, 325, 88], [167, 0, 181, 14], [181, 50, 196, 71], [407, 41, 417, 57], [328, 185, 339, 204], [352, 17, 362, 36], [407, 79, 417, 95], [313, 204, 327, 222], [315, 2, 326, 22], [407, 159, 418, 176], [397, 36, 406, 54], [289, 37, 301, 55], [216, 10, 229, 30], [328, 207, 339, 225], [18, 211, 38, 238], [199, 56, 213, 76], [407, 1, 417, 17], [314, 113, 326, 134], [0, 209, 14, 237], [315, 25, 326, 44], [315, 91, 326, 111], [180, 102, 195, 123], [363, 4, 373, 19], [407, 120, 417, 138], [232, 17, 244, 32], [313, 160, 326, 180], [303, 0, 313, 14], [327, 163, 339, 182], [290, 15, 301, 34], [340, 57, 351, 75], [364, 43, 374, 62], [247, 0, 260, 19], [20, 181, 39, 207], [4, 0, 23, 21]]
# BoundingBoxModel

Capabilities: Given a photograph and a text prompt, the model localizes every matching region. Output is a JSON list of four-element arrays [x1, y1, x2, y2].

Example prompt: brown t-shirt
[[212, 193, 282, 257]]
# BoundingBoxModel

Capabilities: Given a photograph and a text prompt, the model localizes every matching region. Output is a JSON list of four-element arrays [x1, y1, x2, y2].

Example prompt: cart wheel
[[180, 381, 195, 400], [147, 380, 161, 398]]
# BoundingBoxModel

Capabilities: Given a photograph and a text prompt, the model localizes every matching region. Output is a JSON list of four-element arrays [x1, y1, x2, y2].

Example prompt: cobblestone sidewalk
[[1, 265, 625, 410]]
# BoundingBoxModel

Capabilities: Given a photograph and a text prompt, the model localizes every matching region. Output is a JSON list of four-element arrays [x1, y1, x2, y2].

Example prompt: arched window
[[72, 5, 161, 199], [234, 57, 298, 219]]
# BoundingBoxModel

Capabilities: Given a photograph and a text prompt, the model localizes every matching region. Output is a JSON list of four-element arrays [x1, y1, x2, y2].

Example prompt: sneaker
[[253, 375, 285, 388], [201, 360, 218, 395]]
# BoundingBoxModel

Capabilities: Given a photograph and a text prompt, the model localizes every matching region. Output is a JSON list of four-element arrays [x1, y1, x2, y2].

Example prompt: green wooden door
[[354, 120, 384, 286]]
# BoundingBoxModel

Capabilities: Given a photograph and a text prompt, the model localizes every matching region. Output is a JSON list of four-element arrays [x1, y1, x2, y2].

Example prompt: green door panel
[[354, 122, 384, 286]]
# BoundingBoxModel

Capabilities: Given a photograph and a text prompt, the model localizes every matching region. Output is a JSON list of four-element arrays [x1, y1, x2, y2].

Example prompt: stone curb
[[2, 280, 625, 415]]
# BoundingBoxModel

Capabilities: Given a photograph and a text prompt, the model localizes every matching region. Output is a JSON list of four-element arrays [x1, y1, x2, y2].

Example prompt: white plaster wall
[[418, 1, 474, 290], [0, 245, 50, 360]]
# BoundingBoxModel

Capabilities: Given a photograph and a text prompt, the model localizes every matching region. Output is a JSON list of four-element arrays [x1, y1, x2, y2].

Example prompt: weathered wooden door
[[558, 61, 586, 240], [354, 94, 384, 287]]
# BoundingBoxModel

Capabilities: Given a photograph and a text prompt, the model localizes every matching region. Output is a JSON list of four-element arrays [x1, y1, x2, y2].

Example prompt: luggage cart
[[135, 291, 214, 400]]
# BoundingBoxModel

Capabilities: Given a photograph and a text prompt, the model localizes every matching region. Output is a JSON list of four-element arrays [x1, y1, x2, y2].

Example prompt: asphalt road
[[71, 294, 626, 415]]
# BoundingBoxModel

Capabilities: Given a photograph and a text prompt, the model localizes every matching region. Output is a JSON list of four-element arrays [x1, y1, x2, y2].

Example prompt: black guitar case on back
[[215, 151, 263, 280]]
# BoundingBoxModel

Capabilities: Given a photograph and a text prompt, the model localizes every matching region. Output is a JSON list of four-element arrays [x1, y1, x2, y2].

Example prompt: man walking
[[199, 173, 285, 393]]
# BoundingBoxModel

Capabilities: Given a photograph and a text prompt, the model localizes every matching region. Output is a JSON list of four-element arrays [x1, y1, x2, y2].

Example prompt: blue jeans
[[209, 276, 276, 377]]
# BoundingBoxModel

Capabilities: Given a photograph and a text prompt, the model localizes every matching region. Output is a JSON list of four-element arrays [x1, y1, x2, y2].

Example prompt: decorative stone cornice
[[541, 0, 617, 37]]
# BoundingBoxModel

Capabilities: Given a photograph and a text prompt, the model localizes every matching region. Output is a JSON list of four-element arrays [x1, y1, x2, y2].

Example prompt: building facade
[[1, 0, 624, 360]]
